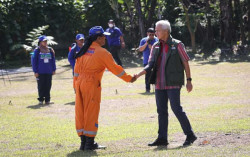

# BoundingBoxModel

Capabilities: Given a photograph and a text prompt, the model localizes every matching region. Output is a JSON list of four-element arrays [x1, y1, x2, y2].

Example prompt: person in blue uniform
[[138, 28, 158, 93], [105, 20, 125, 66], [68, 34, 85, 75], [32, 35, 56, 105]]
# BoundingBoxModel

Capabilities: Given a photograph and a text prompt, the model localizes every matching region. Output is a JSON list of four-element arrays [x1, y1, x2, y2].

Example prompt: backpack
[[69, 43, 76, 54]]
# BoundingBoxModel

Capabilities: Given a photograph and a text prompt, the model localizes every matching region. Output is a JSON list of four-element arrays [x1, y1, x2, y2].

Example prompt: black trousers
[[110, 46, 122, 66], [37, 74, 52, 102], [144, 64, 151, 91], [155, 89, 193, 140]]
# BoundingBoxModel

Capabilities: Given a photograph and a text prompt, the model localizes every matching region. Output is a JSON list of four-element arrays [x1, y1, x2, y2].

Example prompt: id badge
[[44, 58, 49, 63]]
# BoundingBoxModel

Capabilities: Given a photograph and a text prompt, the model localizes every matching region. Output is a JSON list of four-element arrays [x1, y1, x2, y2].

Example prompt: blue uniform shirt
[[139, 37, 158, 65], [32, 47, 56, 74], [68, 44, 81, 71], [105, 27, 122, 47]]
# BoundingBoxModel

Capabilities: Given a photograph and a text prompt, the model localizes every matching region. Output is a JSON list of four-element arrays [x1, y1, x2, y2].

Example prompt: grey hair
[[156, 20, 171, 33]]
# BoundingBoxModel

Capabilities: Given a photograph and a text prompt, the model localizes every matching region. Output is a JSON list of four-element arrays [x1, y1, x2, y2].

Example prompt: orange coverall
[[73, 41, 132, 137]]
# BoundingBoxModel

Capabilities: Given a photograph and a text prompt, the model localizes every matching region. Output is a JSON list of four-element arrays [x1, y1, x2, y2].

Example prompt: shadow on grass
[[27, 103, 50, 109], [139, 92, 155, 96], [65, 101, 75, 105], [153, 145, 186, 151], [195, 54, 250, 65], [67, 150, 98, 157]]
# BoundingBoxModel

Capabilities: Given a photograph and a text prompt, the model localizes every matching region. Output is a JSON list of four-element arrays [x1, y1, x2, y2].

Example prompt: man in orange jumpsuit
[[73, 26, 136, 151]]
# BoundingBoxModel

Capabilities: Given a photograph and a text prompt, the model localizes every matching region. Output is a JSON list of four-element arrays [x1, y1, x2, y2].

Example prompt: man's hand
[[52, 71, 56, 75], [186, 81, 193, 93], [147, 39, 152, 49], [121, 42, 125, 48], [148, 44, 152, 49], [130, 74, 137, 83], [35, 73, 39, 77]]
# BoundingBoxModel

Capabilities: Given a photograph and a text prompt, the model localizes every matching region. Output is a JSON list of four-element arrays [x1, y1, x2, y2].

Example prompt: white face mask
[[109, 24, 114, 28]]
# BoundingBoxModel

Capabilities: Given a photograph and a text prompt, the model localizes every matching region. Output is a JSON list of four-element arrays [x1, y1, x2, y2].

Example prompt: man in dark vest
[[135, 20, 197, 146]]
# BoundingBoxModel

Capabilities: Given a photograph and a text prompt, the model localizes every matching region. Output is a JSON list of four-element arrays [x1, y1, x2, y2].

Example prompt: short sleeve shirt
[[139, 37, 158, 65], [105, 27, 122, 47]]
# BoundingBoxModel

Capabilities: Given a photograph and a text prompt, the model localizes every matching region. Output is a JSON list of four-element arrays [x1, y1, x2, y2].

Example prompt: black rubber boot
[[79, 135, 86, 150], [84, 137, 106, 150]]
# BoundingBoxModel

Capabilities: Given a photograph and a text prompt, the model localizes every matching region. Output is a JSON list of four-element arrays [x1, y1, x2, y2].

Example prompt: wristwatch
[[187, 78, 192, 81]]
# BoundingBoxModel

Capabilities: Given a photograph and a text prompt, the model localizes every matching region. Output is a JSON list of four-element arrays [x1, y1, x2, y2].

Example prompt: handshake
[[130, 70, 146, 83], [130, 74, 138, 83]]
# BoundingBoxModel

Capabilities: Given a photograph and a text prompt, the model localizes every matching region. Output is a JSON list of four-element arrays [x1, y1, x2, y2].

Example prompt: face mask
[[109, 24, 114, 28]]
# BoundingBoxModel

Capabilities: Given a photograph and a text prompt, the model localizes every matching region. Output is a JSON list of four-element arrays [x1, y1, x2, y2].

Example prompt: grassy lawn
[[0, 59, 250, 157]]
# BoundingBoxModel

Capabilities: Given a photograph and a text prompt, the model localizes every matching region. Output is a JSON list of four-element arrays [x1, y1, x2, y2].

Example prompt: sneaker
[[38, 101, 43, 105]]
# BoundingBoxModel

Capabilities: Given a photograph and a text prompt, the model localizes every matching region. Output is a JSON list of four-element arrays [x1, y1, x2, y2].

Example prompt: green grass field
[[0, 59, 250, 157]]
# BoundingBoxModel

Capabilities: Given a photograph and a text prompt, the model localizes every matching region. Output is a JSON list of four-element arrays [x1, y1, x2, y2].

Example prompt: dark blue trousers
[[144, 64, 151, 91], [37, 74, 52, 102], [155, 89, 193, 140], [110, 46, 122, 66]]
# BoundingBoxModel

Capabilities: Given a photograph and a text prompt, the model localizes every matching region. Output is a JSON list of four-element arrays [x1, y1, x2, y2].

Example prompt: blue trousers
[[155, 89, 193, 140]]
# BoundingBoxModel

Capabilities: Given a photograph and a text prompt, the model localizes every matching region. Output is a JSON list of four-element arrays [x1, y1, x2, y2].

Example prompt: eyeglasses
[[149, 34, 155, 36]]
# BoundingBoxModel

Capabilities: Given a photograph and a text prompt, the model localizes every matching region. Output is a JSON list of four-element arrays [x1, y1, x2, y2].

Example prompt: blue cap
[[38, 35, 48, 42], [76, 34, 85, 40], [89, 26, 111, 36]]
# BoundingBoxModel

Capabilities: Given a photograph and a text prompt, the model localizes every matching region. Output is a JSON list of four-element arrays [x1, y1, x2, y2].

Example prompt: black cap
[[147, 28, 154, 33]]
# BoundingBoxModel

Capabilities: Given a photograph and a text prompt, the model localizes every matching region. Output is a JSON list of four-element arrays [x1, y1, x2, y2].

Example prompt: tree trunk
[[184, 6, 197, 53], [146, 0, 157, 29], [234, 0, 246, 44], [190, 32, 196, 53], [203, 0, 215, 50], [134, 0, 145, 38], [124, 1, 137, 47], [220, 0, 233, 46], [248, 0, 250, 43]]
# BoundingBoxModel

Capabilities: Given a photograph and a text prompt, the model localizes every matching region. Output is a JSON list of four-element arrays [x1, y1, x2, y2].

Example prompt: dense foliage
[[0, 0, 249, 60]]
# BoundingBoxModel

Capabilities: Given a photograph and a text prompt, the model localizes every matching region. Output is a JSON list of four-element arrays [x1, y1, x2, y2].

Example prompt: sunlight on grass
[[0, 61, 250, 156]]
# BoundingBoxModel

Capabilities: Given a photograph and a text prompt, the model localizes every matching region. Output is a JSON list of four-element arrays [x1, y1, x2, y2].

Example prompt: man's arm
[[183, 61, 192, 92], [68, 48, 75, 69], [138, 41, 148, 52], [120, 36, 125, 48], [177, 43, 193, 92]]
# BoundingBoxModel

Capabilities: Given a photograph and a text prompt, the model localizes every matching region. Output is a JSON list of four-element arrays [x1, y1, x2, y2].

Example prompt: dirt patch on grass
[[171, 132, 250, 148]]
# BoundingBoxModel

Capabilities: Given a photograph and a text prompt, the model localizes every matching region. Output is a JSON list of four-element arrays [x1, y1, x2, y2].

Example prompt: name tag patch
[[40, 53, 52, 63]]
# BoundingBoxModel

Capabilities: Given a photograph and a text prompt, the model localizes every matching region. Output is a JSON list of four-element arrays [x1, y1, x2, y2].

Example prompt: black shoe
[[45, 101, 54, 105], [183, 134, 197, 146], [84, 137, 106, 150], [79, 135, 86, 151], [38, 101, 43, 105], [148, 138, 168, 146]]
